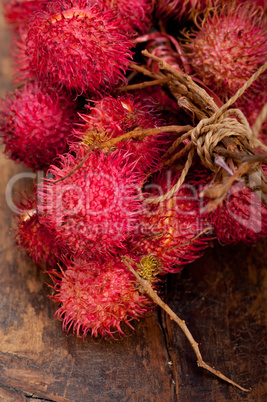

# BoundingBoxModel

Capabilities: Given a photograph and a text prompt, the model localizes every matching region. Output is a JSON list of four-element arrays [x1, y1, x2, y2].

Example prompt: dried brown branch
[[121, 256, 250, 393], [176, 94, 208, 122], [97, 125, 193, 150], [52, 125, 192, 184], [163, 141, 193, 167], [128, 62, 162, 80], [118, 77, 170, 92], [201, 162, 252, 211], [215, 147, 267, 164], [126, 70, 139, 84], [141, 49, 219, 116]]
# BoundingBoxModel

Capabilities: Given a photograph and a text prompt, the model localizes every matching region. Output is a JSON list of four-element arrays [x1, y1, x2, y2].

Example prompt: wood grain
[[0, 6, 266, 401]]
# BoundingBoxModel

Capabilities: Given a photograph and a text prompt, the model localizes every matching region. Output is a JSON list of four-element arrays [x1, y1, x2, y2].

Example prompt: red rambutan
[[38, 149, 146, 259], [3, 0, 48, 30], [10, 26, 37, 84], [144, 33, 190, 75], [207, 167, 267, 245], [236, 0, 267, 11], [0, 80, 76, 170], [153, 0, 213, 22], [129, 167, 213, 273], [184, 1, 267, 102], [14, 191, 64, 269], [50, 257, 154, 338], [74, 93, 170, 172], [25, 0, 134, 95], [133, 84, 181, 122], [103, 0, 153, 35], [234, 93, 267, 145]]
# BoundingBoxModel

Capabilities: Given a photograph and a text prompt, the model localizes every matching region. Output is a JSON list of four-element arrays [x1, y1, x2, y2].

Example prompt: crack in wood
[[157, 307, 178, 402], [0, 382, 57, 401], [0, 351, 42, 371], [26, 398, 57, 402]]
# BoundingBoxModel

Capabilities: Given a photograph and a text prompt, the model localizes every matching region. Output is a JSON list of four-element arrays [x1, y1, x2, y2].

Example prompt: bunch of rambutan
[[1, 0, 267, 341]]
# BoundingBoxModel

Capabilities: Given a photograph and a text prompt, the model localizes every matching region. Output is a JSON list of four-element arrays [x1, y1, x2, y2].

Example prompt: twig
[[163, 131, 191, 157], [118, 77, 171, 92], [121, 256, 251, 393], [128, 62, 162, 80], [163, 141, 193, 167], [126, 70, 139, 84], [142, 49, 187, 81], [141, 49, 218, 115], [97, 125, 192, 150], [52, 126, 192, 184], [215, 147, 267, 164], [201, 162, 252, 212]]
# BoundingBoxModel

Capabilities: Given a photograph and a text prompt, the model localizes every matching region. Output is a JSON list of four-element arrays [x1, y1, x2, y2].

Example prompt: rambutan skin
[[234, 92, 267, 145], [50, 257, 154, 338], [0, 80, 76, 170], [144, 33, 190, 76], [25, 0, 134, 95], [10, 26, 37, 84], [129, 167, 213, 273], [14, 191, 64, 269], [154, 0, 212, 22], [185, 1, 267, 102], [103, 0, 154, 35], [3, 0, 48, 31], [236, 0, 267, 11], [38, 149, 146, 260], [74, 93, 170, 172], [207, 171, 267, 245], [133, 85, 182, 125]]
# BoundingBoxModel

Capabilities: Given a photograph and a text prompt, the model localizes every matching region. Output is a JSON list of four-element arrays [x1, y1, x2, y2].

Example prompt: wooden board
[[0, 8, 266, 401]]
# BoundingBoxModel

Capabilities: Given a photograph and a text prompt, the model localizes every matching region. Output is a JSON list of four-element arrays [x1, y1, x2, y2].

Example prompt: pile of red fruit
[[1, 0, 266, 339]]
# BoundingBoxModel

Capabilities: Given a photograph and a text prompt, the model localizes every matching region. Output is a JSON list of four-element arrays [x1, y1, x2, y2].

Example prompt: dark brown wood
[[162, 242, 267, 401], [0, 9, 266, 402]]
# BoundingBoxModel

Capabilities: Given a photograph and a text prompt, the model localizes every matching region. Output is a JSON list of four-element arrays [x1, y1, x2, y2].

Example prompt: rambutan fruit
[[25, 0, 134, 95], [49, 257, 154, 338], [14, 191, 64, 269], [153, 0, 213, 22], [133, 85, 182, 124], [103, 0, 153, 35], [144, 33, 190, 75], [257, 0, 267, 10], [129, 167, 213, 273], [0, 80, 76, 170], [132, 85, 187, 128], [184, 1, 267, 102], [38, 149, 146, 260], [3, 0, 48, 31], [74, 93, 170, 172], [10, 27, 36, 84], [234, 93, 267, 145], [207, 166, 267, 245], [236, 0, 267, 11]]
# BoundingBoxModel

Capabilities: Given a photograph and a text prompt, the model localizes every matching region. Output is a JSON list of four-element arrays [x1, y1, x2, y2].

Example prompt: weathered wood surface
[[0, 8, 266, 402]]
